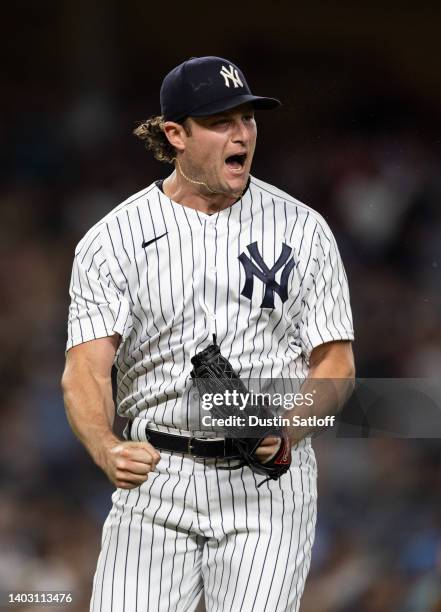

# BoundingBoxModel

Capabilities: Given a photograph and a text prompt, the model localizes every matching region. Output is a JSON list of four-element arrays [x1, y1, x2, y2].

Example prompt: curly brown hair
[[133, 115, 191, 164]]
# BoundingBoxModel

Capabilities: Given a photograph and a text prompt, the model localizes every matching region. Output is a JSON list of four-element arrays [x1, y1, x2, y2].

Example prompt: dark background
[[1, 3, 440, 611]]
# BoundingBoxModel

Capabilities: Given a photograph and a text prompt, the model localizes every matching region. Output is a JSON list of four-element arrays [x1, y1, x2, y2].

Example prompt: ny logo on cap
[[220, 64, 244, 88], [238, 242, 295, 309]]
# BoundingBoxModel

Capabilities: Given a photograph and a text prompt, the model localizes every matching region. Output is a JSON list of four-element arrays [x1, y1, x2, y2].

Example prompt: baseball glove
[[190, 336, 291, 485]]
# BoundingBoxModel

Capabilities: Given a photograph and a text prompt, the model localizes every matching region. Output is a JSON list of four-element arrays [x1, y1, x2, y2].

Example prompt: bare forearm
[[62, 337, 159, 489], [285, 343, 355, 445], [62, 365, 118, 468]]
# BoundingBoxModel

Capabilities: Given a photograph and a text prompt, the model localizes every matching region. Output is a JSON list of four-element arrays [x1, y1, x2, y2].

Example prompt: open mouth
[[225, 154, 247, 171]]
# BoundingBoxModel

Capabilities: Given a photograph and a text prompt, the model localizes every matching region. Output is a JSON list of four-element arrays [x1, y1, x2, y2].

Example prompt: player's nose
[[230, 118, 251, 144]]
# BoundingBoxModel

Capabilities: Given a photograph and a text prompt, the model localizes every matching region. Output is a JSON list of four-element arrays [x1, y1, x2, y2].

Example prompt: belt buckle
[[187, 436, 195, 454]]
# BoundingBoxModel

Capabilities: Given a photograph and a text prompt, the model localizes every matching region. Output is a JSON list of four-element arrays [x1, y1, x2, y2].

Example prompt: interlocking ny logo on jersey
[[220, 64, 244, 88], [238, 242, 295, 309]]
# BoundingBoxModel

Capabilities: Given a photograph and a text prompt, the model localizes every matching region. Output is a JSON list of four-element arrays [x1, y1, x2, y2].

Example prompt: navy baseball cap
[[160, 56, 281, 122]]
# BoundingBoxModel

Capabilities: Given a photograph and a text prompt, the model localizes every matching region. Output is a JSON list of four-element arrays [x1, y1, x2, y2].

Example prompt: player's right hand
[[99, 441, 161, 489]]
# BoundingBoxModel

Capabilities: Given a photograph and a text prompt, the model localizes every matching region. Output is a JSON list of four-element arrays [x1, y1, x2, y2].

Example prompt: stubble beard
[[176, 157, 245, 199]]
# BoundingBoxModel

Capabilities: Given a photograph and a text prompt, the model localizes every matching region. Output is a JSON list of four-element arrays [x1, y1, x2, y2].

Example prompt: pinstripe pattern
[[91, 450, 317, 612], [67, 176, 352, 611], [67, 177, 353, 431]]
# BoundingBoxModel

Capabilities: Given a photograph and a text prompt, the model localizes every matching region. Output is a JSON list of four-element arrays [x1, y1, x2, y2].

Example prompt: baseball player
[[62, 56, 355, 612]]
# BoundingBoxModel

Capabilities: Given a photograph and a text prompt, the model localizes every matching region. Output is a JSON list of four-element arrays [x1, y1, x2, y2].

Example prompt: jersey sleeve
[[66, 231, 133, 351], [298, 222, 354, 355]]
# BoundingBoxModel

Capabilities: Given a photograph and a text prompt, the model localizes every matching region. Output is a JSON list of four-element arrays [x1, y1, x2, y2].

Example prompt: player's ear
[[163, 121, 188, 153]]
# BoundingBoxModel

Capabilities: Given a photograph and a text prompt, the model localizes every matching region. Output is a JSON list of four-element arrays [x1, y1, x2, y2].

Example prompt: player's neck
[[162, 170, 238, 215]]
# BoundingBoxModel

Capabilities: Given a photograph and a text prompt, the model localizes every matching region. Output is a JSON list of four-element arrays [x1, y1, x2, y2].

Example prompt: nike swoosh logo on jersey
[[142, 232, 168, 248]]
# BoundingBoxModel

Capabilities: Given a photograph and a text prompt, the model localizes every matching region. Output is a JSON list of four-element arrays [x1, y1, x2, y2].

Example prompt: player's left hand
[[254, 436, 283, 463]]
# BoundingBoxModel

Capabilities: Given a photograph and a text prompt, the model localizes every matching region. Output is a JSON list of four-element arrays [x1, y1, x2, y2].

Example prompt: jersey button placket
[[205, 219, 217, 336]]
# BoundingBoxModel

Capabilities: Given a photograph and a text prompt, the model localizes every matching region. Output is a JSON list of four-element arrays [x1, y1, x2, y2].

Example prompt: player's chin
[[222, 168, 249, 195]]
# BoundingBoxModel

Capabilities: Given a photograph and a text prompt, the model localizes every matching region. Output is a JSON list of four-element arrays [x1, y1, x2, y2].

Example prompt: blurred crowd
[[1, 54, 441, 611]]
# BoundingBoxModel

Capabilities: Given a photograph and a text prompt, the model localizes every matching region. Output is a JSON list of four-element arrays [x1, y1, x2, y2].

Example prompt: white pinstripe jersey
[[67, 176, 354, 434]]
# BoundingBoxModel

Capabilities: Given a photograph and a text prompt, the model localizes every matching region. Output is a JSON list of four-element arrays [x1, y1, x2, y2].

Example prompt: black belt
[[129, 426, 241, 459]]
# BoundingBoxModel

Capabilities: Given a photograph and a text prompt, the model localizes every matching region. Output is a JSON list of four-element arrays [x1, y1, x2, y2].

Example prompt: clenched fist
[[99, 440, 161, 489]]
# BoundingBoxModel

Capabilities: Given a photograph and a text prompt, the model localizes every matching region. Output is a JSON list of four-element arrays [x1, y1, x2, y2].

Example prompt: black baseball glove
[[190, 337, 291, 485]]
